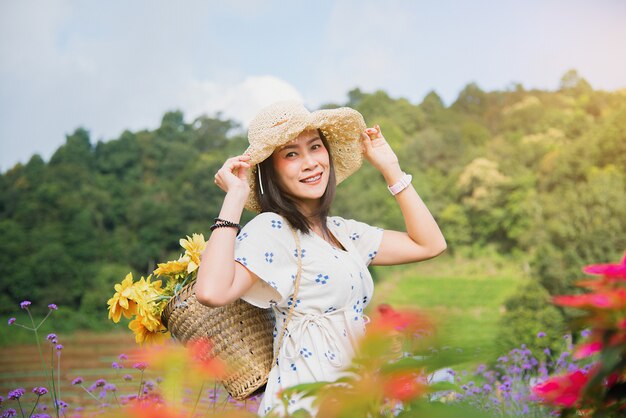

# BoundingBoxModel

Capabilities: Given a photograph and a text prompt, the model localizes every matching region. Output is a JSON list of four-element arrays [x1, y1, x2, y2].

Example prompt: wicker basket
[[161, 283, 275, 400]]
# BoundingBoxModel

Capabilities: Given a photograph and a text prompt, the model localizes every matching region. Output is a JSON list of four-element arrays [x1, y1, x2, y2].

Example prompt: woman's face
[[271, 129, 330, 210]]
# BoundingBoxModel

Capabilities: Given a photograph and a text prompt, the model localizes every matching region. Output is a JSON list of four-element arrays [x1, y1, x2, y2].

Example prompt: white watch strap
[[387, 173, 412, 195]]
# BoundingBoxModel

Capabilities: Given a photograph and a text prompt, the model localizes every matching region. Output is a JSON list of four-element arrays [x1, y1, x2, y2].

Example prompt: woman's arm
[[361, 126, 447, 266], [195, 155, 260, 307]]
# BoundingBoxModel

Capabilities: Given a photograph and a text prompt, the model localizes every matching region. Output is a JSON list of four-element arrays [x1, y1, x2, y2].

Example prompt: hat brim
[[244, 107, 366, 212]]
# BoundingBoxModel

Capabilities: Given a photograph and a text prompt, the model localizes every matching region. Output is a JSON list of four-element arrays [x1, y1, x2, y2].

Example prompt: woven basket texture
[[161, 283, 274, 400]]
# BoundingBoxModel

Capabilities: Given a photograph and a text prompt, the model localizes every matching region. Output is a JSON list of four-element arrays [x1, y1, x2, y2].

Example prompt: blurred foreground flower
[[532, 252, 626, 416]]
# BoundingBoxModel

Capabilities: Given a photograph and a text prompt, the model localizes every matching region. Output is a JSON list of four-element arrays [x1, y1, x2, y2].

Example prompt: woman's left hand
[[361, 125, 400, 176]]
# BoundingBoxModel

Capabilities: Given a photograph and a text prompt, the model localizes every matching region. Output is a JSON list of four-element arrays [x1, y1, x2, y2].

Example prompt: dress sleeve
[[234, 213, 296, 308], [341, 217, 384, 266]]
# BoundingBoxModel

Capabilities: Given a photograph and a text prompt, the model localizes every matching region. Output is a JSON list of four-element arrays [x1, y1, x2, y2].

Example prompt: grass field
[[370, 253, 528, 354]]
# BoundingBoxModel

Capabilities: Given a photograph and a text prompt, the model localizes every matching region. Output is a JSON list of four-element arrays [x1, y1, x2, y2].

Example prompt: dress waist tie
[[282, 308, 368, 370]]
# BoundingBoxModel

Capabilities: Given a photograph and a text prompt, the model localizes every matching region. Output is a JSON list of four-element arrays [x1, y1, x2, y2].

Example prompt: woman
[[195, 101, 446, 415]]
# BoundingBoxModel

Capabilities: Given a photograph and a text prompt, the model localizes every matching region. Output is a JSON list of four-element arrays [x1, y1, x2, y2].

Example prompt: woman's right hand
[[214, 154, 251, 195]]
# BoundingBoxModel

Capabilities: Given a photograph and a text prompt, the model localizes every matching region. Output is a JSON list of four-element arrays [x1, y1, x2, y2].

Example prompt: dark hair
[[255, 129, 336, 237]]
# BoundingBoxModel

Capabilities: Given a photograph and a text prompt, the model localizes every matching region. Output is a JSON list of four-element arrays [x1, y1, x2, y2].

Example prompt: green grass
[[370, 253, 528, 354]]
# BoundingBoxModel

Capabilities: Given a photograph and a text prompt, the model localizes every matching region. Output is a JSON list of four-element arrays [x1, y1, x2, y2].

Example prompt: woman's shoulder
[[241, 212, 290, 237]]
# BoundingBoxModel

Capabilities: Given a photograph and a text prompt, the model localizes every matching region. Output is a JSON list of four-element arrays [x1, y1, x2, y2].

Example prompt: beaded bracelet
[[210, 217, 241, 235]]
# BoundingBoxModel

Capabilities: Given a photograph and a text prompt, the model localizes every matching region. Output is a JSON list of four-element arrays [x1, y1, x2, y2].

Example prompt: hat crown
[[248, 101, 311, 145]]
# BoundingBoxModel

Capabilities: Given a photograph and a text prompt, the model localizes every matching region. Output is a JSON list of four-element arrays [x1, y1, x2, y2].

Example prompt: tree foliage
[[0, 71, 624, 345]]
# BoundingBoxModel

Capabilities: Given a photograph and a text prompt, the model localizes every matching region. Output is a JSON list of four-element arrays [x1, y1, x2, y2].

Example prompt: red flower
[[532, 370, 589, 408], [583, 253, 626, 280], [383, 372, 426, 402], [573, 342, 602, 359], [375, 304, 431, 334], [187, 338, 227, 379], [553, 289, 626, 310]]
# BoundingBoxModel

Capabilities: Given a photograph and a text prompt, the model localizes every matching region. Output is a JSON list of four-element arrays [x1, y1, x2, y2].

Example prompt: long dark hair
[[255, 129, 336, 237]]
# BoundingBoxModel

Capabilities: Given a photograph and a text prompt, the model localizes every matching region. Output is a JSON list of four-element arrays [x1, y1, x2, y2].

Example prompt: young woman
[[195, 101, 446, 415]]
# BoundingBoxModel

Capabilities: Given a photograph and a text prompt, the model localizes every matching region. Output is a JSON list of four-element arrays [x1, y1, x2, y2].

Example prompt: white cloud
[[180, 75, 303, 128]]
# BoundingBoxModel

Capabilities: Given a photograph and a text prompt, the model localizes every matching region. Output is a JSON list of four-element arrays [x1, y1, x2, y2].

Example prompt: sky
[[1, 0, 626, 172]]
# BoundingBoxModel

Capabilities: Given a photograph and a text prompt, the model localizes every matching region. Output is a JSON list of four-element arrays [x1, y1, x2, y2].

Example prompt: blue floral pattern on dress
[[324, 350, 337, 362], [300, 347, 313, 358], [368, 250, 378, 262], [287, 296, 301, 308], [293, 248, 306, 258], [350, 232, 360, 241], [353, 299, 363, 321], [265, 252, 274, 263], [271, 219, 283, 229], [237, 232, 249, 242], [315, 274, 330, 285], [235, 257, 248, 266], [290, 363, 297, 371]]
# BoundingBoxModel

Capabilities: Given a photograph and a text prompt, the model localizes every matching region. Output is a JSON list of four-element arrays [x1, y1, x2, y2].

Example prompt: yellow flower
[[131, 275, 164, 323], [153, 255, 189, 278], [180, 233, 206, 273], [107, 273, 138, 323], [129, 315, 169, 345]]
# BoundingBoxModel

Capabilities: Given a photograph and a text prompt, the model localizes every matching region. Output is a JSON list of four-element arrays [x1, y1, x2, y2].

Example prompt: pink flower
[[532, 370, 589, 408], [583, 253, 626, 279], [574, 342, 602, 359], [553, 289, 626, 310]]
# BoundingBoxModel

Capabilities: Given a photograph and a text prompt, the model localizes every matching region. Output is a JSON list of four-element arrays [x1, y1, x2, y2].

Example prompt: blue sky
[[1, 0, 625, 172]]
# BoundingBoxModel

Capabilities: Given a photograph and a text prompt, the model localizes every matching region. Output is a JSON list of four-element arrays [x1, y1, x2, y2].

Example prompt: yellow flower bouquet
[[107, 233, 206, 344]]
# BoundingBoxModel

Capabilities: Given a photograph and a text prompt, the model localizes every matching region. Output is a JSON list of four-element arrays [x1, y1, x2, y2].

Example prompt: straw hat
[[244, 101, 367, 212]]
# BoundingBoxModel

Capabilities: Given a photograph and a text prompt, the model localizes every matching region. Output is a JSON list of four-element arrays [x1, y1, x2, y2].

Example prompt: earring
[[257, 167, 264, 195]]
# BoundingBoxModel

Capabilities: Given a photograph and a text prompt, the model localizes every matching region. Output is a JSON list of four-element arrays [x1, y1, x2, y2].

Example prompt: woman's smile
[[271, 129, 331, 209]]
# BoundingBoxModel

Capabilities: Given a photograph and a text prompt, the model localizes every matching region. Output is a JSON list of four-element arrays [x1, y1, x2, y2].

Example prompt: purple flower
[[118, 353, 128, 360], [133, 362, 147, 371], [581, 329, 591, 338], [54, 400, 68, 409], [55, 344, 63, 351], [47, 304, 58, 310], [8, 388, 25, 400], [537, 331, 546, 338], [7, 318, 16, 326], [3, 408, 17, 417], [19, 301, 31, 309], [94, 379, 106, 388], [32, 414, 52, 418], [72, 377, 83, 385], [32, 387, 49, 396], [46, 334, 57, 342], [123, 374, 133, 381], [104, 383, 117, 392], [111, 361, 122, 369]]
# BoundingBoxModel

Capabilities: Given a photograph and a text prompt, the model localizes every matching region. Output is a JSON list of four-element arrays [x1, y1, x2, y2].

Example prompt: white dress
[[234, 212, 384, 416]]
